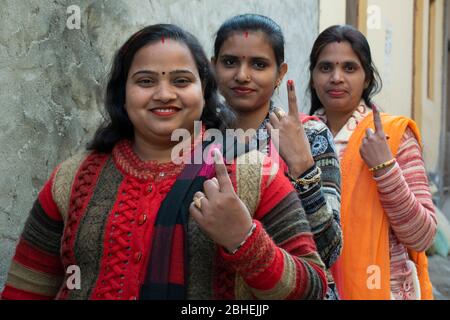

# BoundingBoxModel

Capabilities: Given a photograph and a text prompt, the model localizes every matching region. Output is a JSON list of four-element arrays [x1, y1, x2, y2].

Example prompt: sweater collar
[[112, 126, 206, 181]]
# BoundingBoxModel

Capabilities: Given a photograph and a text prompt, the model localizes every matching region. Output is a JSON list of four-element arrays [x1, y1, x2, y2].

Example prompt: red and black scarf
[[139, 131, 255, 299], [139, 141, 216, 299]]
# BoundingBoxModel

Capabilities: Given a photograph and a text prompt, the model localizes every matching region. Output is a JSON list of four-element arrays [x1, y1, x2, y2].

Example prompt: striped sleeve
[[298, 120, 342, 267], [1, 169, 65, 300], [373, 127, 437, 251], [219, 161, 327, 300]]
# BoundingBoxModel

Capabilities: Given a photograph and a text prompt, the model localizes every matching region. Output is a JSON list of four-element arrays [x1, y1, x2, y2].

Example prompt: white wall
[[366, 0, 414, 119], [319, 0, 346, 32], [419, 0, 445, 171], [318, 0, 445, 172]]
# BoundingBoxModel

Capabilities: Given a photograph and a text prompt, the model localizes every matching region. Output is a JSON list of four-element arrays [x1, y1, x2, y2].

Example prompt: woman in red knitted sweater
[[1, 24, 327, 300]]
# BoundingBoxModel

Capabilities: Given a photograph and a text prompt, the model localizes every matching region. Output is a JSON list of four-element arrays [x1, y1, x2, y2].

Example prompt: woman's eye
[[222, 58, 236, 67], [173, 78, 191, 86], [138, 79, 154, 85], [320, 65, 331, 72], [254, 62, 266, 69], [345, 65, 356, 72]]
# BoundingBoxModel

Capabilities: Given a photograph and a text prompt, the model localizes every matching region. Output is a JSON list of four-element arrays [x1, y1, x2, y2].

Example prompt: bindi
[[162, 72, 166, 75]]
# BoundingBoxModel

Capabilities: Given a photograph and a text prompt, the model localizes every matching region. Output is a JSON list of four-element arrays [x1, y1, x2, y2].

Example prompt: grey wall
[[0, 0, 318, 291]]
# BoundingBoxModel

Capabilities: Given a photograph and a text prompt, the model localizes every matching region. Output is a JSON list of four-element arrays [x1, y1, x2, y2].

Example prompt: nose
[[234, 64, 251, 83], [153, 81, 177, 103], [330, 68, 344, 84]]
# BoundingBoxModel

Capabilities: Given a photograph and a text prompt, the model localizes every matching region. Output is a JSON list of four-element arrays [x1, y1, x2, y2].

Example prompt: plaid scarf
[[138, 125, 259, 299], [139, 140, 216, 300]]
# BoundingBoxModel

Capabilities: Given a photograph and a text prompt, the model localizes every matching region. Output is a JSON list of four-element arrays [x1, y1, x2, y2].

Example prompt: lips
[[231, 87, 256, 96], [149, 106, 181, 117], [327, 89, 347, 98]]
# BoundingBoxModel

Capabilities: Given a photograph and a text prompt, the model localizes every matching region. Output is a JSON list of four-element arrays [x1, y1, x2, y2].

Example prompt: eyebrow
[[317, 59, 361, 65], [219, 54, 272, 62], [131, 69, 195, 77]]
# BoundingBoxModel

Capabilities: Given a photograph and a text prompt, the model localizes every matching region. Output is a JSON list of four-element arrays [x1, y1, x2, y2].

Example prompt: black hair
[[308, 25, 382, 115], [213, 14, 285, 68], [88, 23, 235, 153]]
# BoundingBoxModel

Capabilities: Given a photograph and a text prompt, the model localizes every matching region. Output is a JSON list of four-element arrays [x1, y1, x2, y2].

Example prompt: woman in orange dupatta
[[307, 25, 437, 300]]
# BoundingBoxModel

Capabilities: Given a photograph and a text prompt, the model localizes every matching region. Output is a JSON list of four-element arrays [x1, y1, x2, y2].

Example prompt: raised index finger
[[287, 80, 299, 117], [213, 149, 234, 193], [372, 105, 384, 134]]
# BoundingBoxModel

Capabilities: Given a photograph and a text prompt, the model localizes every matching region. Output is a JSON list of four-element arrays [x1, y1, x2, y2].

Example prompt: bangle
[[226, 223, 257, 255], [287, 166, 322, 186], [368, 158, 396, 172]]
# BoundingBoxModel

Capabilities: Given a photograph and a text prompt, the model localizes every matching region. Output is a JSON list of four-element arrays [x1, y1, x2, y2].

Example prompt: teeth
[[153, 108, 178, 113]]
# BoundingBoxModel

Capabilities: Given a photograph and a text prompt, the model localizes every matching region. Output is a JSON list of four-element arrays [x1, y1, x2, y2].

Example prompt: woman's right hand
[[266, 80, 315, 178], [359, 105, 394, 176], [189, 149, 254, 253]]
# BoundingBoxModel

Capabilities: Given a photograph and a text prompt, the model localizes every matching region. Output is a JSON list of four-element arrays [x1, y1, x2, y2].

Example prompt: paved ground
[[428, 255, 450, 300], [428, 195, 450, 300]]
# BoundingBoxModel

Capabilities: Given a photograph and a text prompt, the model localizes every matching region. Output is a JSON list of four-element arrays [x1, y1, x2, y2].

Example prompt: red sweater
[[2, 140, 327, 300]]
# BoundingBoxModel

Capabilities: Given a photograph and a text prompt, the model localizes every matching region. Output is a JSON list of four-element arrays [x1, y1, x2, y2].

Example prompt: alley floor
[[428, 195, 450, 300]]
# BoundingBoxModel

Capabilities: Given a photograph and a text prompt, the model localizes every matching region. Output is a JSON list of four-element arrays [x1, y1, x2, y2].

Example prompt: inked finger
[[213, 149, 234, 193], [287, 80, 299, 117], [372, 105, 384, 134]]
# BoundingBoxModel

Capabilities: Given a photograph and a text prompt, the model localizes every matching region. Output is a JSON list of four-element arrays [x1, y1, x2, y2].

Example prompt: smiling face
[[125, 40, 204, 144], [312, 41, 367, 114], [213, 31, 286, 115]]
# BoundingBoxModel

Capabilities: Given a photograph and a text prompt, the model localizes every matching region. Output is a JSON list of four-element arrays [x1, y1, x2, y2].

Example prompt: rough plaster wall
[[0, 0, 318, 291]]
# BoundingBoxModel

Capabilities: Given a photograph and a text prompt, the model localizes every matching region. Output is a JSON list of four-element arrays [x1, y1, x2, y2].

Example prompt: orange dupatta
[[335, 112, 433, 300]]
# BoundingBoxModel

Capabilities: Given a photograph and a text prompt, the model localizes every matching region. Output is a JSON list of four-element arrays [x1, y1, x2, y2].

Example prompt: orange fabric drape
[[335, 112, 433, 300]]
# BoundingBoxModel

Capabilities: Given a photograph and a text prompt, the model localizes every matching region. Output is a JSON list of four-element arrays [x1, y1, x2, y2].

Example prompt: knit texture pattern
[[1, 141, 327, 300]]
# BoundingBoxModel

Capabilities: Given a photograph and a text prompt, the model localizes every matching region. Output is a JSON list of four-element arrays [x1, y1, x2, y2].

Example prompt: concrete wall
[[0, 0, 319, 292]]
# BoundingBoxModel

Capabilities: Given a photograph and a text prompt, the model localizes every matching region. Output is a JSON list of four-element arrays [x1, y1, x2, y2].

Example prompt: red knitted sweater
[[1, 140, 327, 300]]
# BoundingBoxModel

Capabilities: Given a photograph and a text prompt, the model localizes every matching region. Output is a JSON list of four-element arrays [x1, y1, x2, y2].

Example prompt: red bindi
[[244, 31, 248, 38], [161, 34, 165, 44]]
